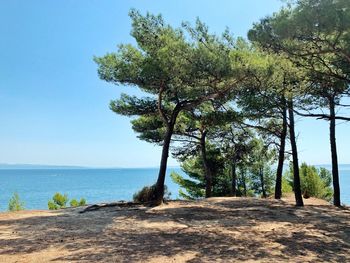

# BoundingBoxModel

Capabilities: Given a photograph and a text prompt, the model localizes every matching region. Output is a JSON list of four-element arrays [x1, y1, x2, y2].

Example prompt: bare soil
[[0, 196, 349, 262]]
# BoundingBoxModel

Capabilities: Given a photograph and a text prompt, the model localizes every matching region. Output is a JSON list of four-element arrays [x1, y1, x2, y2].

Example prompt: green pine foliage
[[171, 146, 227, 199], [94, 3, 349, 206], [78, 198, 87, 206], [48, 193, 86, 210], [48, 193, 69, 210], [70, 199, 79, 207], [250, 165, 275, 197], [285, 163, 333, 201], [8, 192, 25, 212], [281, 176, 293, 195], [70, 198, 87, 207], [300, 163, 333, 201], [171, 171, 204, 200]]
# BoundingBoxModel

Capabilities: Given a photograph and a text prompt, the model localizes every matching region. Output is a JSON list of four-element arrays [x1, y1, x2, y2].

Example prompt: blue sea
[[0, 168, 184, 211], [0, 166, 349, 211]]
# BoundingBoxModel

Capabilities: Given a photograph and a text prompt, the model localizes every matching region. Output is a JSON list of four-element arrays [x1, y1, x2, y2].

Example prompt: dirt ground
[[0, 196, 349, 262]]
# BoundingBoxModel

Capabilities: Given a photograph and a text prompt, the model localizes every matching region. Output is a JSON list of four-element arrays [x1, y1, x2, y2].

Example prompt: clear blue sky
[[1, 0, 349, 167]]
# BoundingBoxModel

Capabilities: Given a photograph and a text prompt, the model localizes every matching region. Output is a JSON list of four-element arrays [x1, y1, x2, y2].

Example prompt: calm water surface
[[0, 166, 349, 211], [0, 168, 183, 211]]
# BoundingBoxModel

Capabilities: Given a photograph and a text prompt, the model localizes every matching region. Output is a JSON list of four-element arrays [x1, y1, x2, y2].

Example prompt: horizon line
[[1, 162, 350, 170], [0, 163, 182, 169]]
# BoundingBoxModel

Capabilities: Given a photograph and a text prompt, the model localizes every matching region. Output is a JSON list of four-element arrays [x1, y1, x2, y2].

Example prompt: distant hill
[[0, 164, 88, 169], [0, 164, 180, 170], [0, 163, 349, 170]]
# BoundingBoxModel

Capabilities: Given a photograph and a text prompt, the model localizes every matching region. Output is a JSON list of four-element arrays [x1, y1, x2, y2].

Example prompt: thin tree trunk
[[260, 166, 267, 198], [242, 169, 247, 197], [329, 98, 341, 207], [288, 99, 304, 206], [231, 160, 237, 197], [275, 102, 287, 199], [200, 131, 212, 198]]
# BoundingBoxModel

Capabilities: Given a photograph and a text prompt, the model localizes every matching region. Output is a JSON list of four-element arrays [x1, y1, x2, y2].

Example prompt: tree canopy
[[96, 2, 349, 207]]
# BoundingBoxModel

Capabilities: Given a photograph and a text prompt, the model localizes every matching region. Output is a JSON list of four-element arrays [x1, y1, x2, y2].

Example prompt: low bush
[[281, 176, 293, 196], [8, 192, 25, 211], [48, 193, 69, 210], [48, 193, 87, 210], [70, 198, 87, 207], [78, 198, 87, 206], [133, 185, 156, 203], [300, 163, 333, 201], [133, 185, 171, 203], [285, 163, 333, 201], [70, 199, 79, 207]]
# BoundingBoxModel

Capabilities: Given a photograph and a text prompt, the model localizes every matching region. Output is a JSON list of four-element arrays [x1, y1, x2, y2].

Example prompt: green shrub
[[299, 163, 333, 201], [281, 176, 293, 196], [70, 199, 79, 207], [300, 164, 322, 198], [79, 198, 87, 206], [69, 198, 87, 207], [285, 163, 333, 201], [171, 171, 204, 200], [8, 192, 25, 211], [133, 185, 156, 203], [48, 200, 59, 210], [133, 185, 171, 203], [319, 167, 332, 187], [48, 192, 69, 210]]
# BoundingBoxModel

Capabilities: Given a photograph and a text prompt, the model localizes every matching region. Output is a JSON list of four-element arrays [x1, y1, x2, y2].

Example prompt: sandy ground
[[0, 196, 349, 263]]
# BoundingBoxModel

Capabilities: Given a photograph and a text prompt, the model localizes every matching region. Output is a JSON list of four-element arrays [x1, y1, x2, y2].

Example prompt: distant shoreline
[[0, 164, 182, 170], [1, 163, 350, 170]]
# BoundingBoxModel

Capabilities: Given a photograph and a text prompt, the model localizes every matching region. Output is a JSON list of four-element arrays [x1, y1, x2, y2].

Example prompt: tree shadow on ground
[[0, 198, 349, 262]]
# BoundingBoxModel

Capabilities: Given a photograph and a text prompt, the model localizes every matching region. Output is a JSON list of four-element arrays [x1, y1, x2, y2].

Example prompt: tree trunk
[[288, 99, 304, 206], [275, 102, 287, 199], [153, 116, 178, 205], [242, 169, 247, 197], [329, 98, 341, 207], [200, 131, 212, 198], [260, 166, 267, 198], [231, 160, 237, 197]]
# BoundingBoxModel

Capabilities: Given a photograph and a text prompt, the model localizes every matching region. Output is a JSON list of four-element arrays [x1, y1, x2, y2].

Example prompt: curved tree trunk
[[275, 102, 287, 199], [329, 98, 341, 207], [231, 160, 237, 197], [153, 126, 174, 205], [288, 99, 304, 207], [200, 131, 213, 198], [153, 105, 180, 205]]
